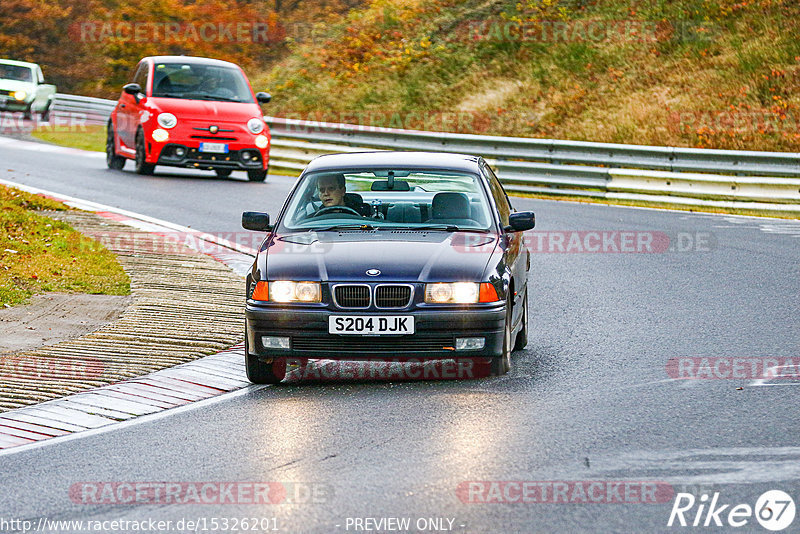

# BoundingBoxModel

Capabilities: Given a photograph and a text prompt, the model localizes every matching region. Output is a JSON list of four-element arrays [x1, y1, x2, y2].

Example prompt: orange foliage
[[0, 0, 358, 96]]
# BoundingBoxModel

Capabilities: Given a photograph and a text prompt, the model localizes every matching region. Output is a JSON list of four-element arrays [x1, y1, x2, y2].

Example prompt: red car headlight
[[247, 118, 264, 134]]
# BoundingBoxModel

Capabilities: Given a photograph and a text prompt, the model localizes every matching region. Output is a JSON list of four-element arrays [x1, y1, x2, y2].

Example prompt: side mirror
[[242, 211, 271, 231], [256, 92, 271, 104], [123, 83, 143, 103], [123, 83, 141, 95], [504, 211, 535, 232]]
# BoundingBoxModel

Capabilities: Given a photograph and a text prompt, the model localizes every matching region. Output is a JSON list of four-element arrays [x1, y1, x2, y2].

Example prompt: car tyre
[[215, 169, 233, 178], [513, 288, 528, 351], [23, 106, 33, 121], [41, 102, 52, 122], [135, 130, 155, 175], [490, 299, 512, 376], [245, 353, 286, 385], [247, 169, 267, 182], [106, 121, 126, 170], [244, 330, 286, 384]]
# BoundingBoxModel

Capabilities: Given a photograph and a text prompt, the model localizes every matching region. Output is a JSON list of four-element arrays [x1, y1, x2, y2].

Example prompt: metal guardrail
[[266, 117, 800, 214], [44, 94, 800, 214], [266, 117, 800, 178], [51, 93, 116, 125]]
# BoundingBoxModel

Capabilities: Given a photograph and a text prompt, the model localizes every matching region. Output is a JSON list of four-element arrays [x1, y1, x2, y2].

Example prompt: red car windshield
[[151, 63, 254, 103]]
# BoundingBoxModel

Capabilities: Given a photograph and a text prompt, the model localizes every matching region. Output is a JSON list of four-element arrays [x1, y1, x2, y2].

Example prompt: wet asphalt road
[[0, 136, 799, 533]]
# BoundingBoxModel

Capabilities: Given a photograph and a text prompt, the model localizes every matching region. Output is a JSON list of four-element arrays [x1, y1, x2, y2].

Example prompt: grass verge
[[31, 124, 105, 153], [0, 185, 130, 306]]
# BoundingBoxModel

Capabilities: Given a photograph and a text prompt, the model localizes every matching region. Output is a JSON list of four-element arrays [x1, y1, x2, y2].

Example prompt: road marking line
[[0, 135, 105, 158], [0, 384, 263, 457], [0, 177, 258, 257]]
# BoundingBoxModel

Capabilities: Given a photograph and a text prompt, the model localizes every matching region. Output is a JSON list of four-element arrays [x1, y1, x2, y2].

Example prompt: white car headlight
[[247, 118, 264, 134], [254, 135, 268, 149], [13, 91, 27, 101], [269, 281, 321, 303], [425, 282, 480, 304], [157, 113, 177, 129]]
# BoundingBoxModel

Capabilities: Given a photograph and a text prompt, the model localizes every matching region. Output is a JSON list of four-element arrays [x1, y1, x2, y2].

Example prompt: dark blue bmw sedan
[[241, 151, 535, 383]]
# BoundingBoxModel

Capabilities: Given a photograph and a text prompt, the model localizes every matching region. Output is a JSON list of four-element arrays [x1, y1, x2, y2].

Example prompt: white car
[[0, 59, 56, 120]]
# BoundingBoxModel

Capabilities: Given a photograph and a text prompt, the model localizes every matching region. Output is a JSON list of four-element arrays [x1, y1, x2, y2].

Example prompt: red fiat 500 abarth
[[106, 56, 272, 181]]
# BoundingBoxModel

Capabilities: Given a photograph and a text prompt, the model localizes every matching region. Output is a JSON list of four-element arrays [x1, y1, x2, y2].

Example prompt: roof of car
[[0, 59, 38, 69], [144, 56, 242, 69], [304, 151, 484, 174]]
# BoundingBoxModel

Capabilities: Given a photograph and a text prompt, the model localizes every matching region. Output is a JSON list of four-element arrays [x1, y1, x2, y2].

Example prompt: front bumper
[[156, 143, 268, 170], [245, 303, 506, 360], [0, 100, 31, 112]]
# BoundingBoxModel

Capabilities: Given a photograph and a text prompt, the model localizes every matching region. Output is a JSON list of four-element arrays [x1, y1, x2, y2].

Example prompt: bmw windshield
[[279, 169, 494, 232]]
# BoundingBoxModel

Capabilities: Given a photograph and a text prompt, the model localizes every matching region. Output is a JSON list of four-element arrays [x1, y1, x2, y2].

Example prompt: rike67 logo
[[668, 490, 796, 531]]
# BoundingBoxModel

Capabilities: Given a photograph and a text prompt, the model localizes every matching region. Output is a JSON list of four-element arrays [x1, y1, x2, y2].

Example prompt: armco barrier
[[607, 169, 800, 204], [41, 94, 800, 215], [266, 117, 800, 214], [51, 94, 116, 125], [265, 117, 800, 178]]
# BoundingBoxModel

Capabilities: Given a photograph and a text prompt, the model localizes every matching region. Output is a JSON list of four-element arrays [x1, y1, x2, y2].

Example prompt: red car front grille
[[190, 135, 238, 141]]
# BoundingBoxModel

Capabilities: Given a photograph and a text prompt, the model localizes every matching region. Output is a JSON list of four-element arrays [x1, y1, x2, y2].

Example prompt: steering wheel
[[311, 205, 361, 217]]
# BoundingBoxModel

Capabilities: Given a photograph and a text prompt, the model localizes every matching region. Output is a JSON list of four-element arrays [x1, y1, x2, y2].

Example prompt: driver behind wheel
[[317, 173, 346, 208], [308, 173, 372, 217]]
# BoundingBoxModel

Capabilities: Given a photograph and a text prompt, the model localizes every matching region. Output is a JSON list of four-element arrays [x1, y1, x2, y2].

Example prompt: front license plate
[[199, 142, 228, 154], [329, 316, 414, 335]]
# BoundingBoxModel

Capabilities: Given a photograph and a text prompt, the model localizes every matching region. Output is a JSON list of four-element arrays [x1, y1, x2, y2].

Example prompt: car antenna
[[388, 170, 395, 190]]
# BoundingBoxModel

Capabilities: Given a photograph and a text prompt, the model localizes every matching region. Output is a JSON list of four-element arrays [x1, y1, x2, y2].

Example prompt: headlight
[[12, 91, 27, 101], [151, 129, 169, 142], [247, 118, 264, 134], [157, 113, 177, 129], [425, 282, 479, 304], [254, 134, 268, 149], [253, 281, 321, 303], [424, 282, 500, 304]]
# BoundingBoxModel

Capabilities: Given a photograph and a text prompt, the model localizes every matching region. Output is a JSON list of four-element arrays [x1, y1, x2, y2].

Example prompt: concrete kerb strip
[[0, 179, 260, 451]]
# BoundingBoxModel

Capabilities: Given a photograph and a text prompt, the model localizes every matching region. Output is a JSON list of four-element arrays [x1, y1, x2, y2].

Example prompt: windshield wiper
[[307, 224, 377, 232], [153, 93, 193, 99], [193, 95, 242, 102], [390, 225, 489, 233]]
